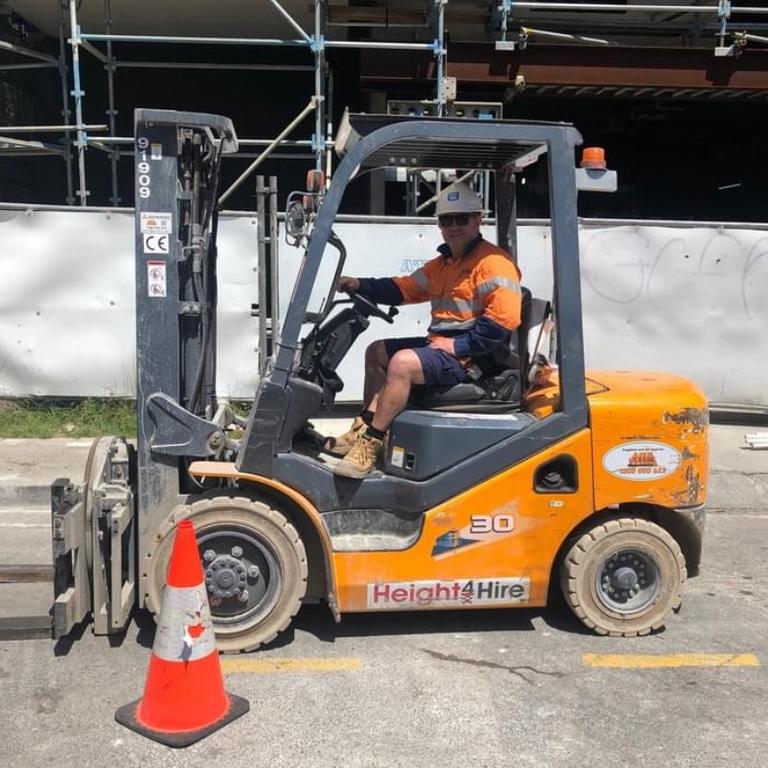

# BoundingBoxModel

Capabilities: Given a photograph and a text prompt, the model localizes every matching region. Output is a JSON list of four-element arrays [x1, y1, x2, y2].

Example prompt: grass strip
[[0, 398, 137, 439]]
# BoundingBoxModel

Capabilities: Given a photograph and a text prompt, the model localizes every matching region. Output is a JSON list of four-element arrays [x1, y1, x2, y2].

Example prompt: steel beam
[[360, 43, 768, 92]]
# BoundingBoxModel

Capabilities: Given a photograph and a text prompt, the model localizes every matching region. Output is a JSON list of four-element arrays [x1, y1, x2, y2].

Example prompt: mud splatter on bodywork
[[672, 464, 703, 506], [662, 407, 709, 435]]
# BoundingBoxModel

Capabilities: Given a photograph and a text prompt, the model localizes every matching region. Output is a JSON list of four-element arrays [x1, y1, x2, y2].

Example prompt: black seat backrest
[[486, 285, 532, 380]]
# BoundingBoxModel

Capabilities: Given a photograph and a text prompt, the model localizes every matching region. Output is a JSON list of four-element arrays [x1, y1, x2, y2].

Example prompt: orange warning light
[[581, 147, 607, 170]]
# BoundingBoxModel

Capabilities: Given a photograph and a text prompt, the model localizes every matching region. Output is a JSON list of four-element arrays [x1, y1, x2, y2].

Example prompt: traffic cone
[[115, 520, 249, 747]]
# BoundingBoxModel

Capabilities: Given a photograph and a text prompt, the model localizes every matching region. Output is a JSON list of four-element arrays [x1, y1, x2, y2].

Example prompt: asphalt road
[[0, 510, 765, 767], [0, 427, 766, 767]]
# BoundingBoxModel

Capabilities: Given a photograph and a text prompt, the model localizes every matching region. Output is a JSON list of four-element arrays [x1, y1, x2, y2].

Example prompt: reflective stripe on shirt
[[476, 276, 522, 297], [411, 269, 429, 290], [431, 296, 481, 315], [430, 317, 478, 332]]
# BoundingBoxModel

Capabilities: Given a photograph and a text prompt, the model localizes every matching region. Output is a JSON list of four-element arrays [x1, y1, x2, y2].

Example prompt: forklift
[[50, 108, 708, 652]]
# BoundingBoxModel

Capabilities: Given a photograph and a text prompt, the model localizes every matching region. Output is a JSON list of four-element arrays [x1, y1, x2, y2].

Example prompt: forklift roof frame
[[234, 115, 592, 513], [273, 115, 587, 422]]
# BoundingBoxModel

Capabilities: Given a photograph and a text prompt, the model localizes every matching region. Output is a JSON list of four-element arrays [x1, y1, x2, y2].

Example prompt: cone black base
[[115, 692, 249, 748]]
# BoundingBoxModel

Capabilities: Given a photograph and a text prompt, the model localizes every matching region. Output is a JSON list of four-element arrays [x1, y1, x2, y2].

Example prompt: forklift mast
[[133, 109, 238, 534]]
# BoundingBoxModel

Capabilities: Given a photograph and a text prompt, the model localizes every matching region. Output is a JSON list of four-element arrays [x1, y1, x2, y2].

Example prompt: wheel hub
[[596, 549, 660, 614], [612, 566, 639, 590], [196, 527, 280, 625], [205, 555, 247, 599]]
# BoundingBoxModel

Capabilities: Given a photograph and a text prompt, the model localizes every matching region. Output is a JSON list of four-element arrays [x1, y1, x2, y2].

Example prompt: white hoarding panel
[[575, 223, 768, 408], [0, 206, 259, 398], [1, 205, 766, 408]]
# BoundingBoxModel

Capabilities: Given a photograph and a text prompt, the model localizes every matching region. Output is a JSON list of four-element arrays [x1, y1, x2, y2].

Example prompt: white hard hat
[[435, 182, 482, 216]]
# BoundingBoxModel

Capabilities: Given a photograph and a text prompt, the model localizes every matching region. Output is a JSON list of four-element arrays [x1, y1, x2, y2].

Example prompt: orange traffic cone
[[115, 520, 249, 747]]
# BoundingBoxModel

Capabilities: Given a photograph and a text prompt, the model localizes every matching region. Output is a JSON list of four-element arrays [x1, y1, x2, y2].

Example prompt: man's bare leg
[[333, 350, 424, 477], [370, 349, 425, 432], [363, 340, 390, 409], [324, 340, 388, 456]]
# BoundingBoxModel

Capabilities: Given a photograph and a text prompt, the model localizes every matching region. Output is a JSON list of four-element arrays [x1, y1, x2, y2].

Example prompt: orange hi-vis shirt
[[391, 238, 522, 341]]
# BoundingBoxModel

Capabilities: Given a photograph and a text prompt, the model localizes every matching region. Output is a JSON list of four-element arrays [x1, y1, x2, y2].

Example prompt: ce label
[[143, 234, 169, 254]]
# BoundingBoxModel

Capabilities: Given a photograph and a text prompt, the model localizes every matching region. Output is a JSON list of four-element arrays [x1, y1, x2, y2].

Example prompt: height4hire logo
[[367, 577, 530, 610]]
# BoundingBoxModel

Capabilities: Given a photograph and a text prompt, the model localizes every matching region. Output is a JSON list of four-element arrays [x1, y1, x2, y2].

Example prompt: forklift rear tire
[[560, 517, 686, 637], [149, 495, 308, 652]]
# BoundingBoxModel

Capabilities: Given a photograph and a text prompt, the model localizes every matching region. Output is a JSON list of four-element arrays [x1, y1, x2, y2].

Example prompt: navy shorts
[[383, 337, 471, 389]]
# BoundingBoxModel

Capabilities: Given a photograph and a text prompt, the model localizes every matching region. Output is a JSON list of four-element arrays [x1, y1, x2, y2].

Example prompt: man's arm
[[337, 275, 403, 305], [450, 316, 511, 357], [338, 260, 437, 306], [444, 254, 523, 357]]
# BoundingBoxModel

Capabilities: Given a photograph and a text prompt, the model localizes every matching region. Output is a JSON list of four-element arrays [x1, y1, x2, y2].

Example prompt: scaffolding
[[1, 0, 767, 208]]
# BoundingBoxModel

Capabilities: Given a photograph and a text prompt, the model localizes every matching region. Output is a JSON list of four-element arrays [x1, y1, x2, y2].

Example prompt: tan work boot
[[333, 432, 384, 479], [323, 416, 367, 457]]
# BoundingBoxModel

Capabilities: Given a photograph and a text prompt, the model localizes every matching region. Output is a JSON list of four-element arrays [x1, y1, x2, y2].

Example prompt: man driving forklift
[[329, 181, 523, 478]]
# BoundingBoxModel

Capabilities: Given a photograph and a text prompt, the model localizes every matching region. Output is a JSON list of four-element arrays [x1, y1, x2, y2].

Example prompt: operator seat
[[410, 287, 538, 413]]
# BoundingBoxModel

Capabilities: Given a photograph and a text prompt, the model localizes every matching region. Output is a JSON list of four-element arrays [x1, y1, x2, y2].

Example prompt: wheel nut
[[238, 590, 249, 603], [231, 546, 243, 558], [248, 566, 260, 580], [203, 549, 216, 562]]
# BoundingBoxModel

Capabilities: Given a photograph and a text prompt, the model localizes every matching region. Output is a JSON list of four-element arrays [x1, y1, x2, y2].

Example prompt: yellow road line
[[583, 653, 761, 669], [221, 657, 363, 674]]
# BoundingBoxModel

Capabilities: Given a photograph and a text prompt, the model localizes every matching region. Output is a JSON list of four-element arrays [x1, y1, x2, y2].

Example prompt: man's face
[[438, 211, 482, 255]]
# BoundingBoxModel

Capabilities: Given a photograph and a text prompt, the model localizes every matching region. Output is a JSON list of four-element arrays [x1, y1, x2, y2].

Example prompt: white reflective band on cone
[[152, 584, 218, 662]]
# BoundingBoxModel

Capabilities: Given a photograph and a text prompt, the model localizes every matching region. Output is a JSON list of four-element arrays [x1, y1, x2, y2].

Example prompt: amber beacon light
[[581, 147, 607, 170]]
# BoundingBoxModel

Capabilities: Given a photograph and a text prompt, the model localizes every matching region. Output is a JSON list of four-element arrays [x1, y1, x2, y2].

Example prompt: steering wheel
[[349, 291, 394, 324]]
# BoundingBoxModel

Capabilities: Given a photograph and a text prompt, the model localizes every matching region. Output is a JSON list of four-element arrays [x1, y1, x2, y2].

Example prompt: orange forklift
[[50, 109, 707, 652]]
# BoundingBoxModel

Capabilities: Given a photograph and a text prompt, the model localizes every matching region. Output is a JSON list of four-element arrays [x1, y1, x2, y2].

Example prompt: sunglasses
[[438, 213, 473, 227]]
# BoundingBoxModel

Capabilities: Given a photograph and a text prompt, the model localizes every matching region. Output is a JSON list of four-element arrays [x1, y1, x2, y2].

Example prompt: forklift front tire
[[560, 517, 686, 637], [148, 495, 308, 652]]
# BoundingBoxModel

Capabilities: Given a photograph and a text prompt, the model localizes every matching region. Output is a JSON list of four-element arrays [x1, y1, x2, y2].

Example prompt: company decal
[[602, 441, 681, 481], [367, 577, 530, 610], [140, 211, 172, 235], [431, 511, 516, 557]]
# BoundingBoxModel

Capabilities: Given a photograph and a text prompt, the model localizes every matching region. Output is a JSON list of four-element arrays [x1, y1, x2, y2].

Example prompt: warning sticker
[[151, 143, 163, 161], [602, 441, 681, 481], [147, 260, 167, 297], [140, 211, 172, 234], [143, 233, 169, 254]]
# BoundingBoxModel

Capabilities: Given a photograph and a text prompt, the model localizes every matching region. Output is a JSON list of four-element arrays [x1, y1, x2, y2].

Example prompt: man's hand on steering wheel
[[337, 276, 360, 294], [338, 276, 394, 324]]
